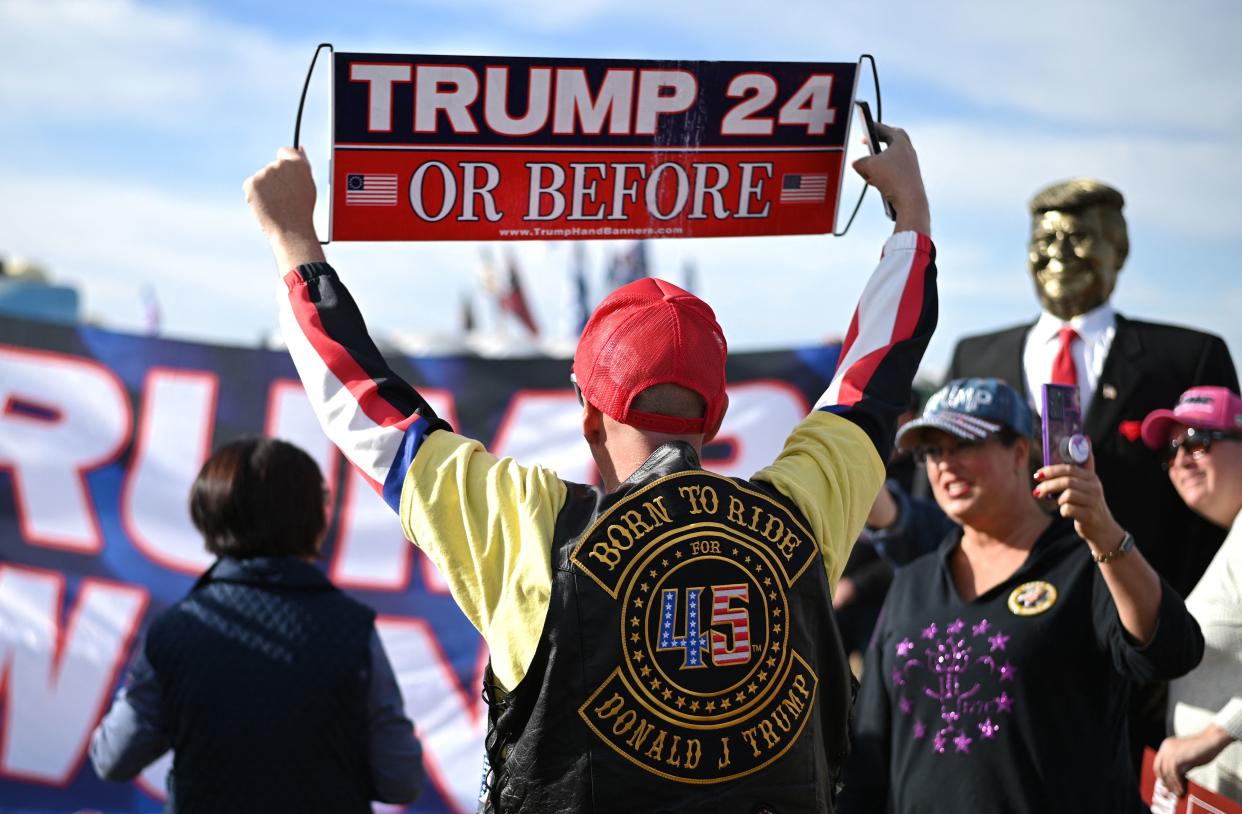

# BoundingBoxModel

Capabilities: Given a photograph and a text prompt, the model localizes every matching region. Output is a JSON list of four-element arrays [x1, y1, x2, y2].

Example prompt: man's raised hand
[[852, 123, 931, 237], [243, 147, 326, 270]]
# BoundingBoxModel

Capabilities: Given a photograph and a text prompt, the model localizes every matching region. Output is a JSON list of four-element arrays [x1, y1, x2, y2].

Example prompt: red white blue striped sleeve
[[814, 231, 938, 461], [277, 262, 452, 511]]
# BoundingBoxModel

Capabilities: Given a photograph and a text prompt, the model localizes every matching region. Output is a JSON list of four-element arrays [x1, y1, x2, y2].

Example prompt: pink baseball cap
[[573, 277, 727, 440], [1141, 386, 1242, 449]]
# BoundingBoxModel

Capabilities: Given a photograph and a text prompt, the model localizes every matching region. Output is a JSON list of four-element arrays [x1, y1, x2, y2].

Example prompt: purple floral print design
[[891, 617, 1017, 755]]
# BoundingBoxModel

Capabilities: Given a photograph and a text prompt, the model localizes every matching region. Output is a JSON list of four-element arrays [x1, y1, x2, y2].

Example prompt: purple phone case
[[1041, 384, 1084, 467]]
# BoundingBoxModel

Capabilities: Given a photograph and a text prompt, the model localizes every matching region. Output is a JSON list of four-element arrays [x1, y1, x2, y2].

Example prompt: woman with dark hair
[[841, 378, 1203, 812], [90, 438, 423, 812]]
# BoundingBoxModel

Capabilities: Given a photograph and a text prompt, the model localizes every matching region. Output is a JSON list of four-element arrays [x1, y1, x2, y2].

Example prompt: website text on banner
[[330, 53, 860, 241]]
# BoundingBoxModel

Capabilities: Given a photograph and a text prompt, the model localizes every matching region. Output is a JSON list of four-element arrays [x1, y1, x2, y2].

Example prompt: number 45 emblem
[[658, 584, 750, 669]]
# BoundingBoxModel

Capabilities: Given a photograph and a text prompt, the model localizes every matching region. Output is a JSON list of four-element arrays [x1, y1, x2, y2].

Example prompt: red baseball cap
[[573, 277, 727, 439], [1141, 386, 1242, 449]]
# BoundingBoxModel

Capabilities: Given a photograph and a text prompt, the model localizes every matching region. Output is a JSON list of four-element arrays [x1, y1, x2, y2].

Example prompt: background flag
[[501, 252, 539, 337], [459, 290, 476, 335], [682, 258, 698, 295], [141, 285, 161, 336], [604, 240, 650, 291], [569, 242, 591, 337]]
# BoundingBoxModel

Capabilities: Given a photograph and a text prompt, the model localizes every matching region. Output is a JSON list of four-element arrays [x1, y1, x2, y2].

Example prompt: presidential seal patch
[[571, 471, 820, 784], [1007, 580, 1057, 616]]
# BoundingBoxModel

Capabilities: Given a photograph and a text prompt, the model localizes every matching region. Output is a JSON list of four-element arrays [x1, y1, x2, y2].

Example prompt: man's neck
[[596, 420, 703, 492]]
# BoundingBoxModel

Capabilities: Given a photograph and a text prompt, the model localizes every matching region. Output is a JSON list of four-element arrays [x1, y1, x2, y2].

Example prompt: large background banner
[[331, 53, 859, 241], [0, 315, 839, 814]]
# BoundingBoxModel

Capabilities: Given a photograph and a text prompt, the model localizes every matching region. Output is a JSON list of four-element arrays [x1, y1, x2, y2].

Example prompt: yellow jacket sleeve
[[398, 430, 567, 691], [752, 410, 886, 591]]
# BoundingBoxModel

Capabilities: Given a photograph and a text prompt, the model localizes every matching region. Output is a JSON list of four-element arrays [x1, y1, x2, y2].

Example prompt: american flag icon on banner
[[779, 173, 828, 204], [345, 173, 398, 206]]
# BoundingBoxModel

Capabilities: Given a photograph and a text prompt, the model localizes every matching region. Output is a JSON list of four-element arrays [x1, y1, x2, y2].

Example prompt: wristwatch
[[1094, 532, 1135, 564]]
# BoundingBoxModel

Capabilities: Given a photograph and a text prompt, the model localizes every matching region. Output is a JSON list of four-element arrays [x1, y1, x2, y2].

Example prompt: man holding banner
[[245, 115, 935, 812]]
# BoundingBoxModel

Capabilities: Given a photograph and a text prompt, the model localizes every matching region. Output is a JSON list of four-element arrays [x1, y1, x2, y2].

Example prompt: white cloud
[[0, 0, 303, 129], [0, 170, 275, 341], [868, 0, 1240, 132], [911, 120, 1242, 240], [413, 0, 618, 35]]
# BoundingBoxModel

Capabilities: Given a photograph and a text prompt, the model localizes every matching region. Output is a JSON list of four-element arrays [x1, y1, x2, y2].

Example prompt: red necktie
[[1051, 326, 1078, 386]]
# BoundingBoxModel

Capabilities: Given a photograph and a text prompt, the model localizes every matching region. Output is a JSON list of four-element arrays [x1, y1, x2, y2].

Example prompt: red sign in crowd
[[1141, 749, 1242, 814]]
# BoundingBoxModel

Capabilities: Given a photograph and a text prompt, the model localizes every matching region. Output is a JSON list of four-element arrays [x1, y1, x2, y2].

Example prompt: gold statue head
[[1027, 179, 1129, 320]]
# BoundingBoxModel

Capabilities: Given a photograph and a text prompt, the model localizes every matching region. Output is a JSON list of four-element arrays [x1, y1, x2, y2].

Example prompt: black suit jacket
[[947, 314, 1238, 597]]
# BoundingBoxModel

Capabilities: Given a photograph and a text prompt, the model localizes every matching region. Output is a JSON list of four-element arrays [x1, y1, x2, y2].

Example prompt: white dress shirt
[[1023, 302, 1117, 419]]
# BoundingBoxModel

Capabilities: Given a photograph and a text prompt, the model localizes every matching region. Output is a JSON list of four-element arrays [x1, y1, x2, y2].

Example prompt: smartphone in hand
[[855, 100, 896, 221], [1041, 384, 1089, 467]]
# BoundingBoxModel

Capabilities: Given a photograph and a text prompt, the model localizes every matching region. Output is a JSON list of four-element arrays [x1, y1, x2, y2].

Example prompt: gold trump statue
[[1027, 179, 1129, 321]]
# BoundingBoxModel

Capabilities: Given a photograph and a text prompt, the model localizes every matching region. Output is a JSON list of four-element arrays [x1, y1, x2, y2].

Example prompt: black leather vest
[[483, 443, 854, 814]]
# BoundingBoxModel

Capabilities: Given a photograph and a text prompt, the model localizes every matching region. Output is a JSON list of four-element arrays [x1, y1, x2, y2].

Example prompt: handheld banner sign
[[328, 53, 860, 241]]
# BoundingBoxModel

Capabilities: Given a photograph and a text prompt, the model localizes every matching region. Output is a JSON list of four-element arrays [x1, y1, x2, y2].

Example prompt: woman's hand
[[1037, 445, 1161, 643], [1153, 724, 1235, 797], [1033, 449, 1126, 557]]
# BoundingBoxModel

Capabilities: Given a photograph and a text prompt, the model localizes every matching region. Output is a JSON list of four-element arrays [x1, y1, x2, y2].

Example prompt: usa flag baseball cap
[[896, 378, 1034, 449], [1141, 386, 1242, 449], [573, 277, 727, 440]]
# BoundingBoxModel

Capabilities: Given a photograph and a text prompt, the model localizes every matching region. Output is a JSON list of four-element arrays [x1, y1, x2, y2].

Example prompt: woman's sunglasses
[[1161, 427, 1242, 470]]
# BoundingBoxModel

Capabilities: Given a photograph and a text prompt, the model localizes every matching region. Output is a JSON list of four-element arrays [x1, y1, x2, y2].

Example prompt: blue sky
[[3, 0, 1241, 378]]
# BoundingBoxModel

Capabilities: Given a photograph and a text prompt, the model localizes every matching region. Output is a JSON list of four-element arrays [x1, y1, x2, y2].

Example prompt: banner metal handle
[[294, 43, 333, 149], [291, 43, 334, 244], [833, 53, 882, 237]]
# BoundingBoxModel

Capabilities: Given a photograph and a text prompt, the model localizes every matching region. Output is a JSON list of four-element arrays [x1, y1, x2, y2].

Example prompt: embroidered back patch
[[1007, 580, 1058, 616], [571, 471, 821, 783]]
